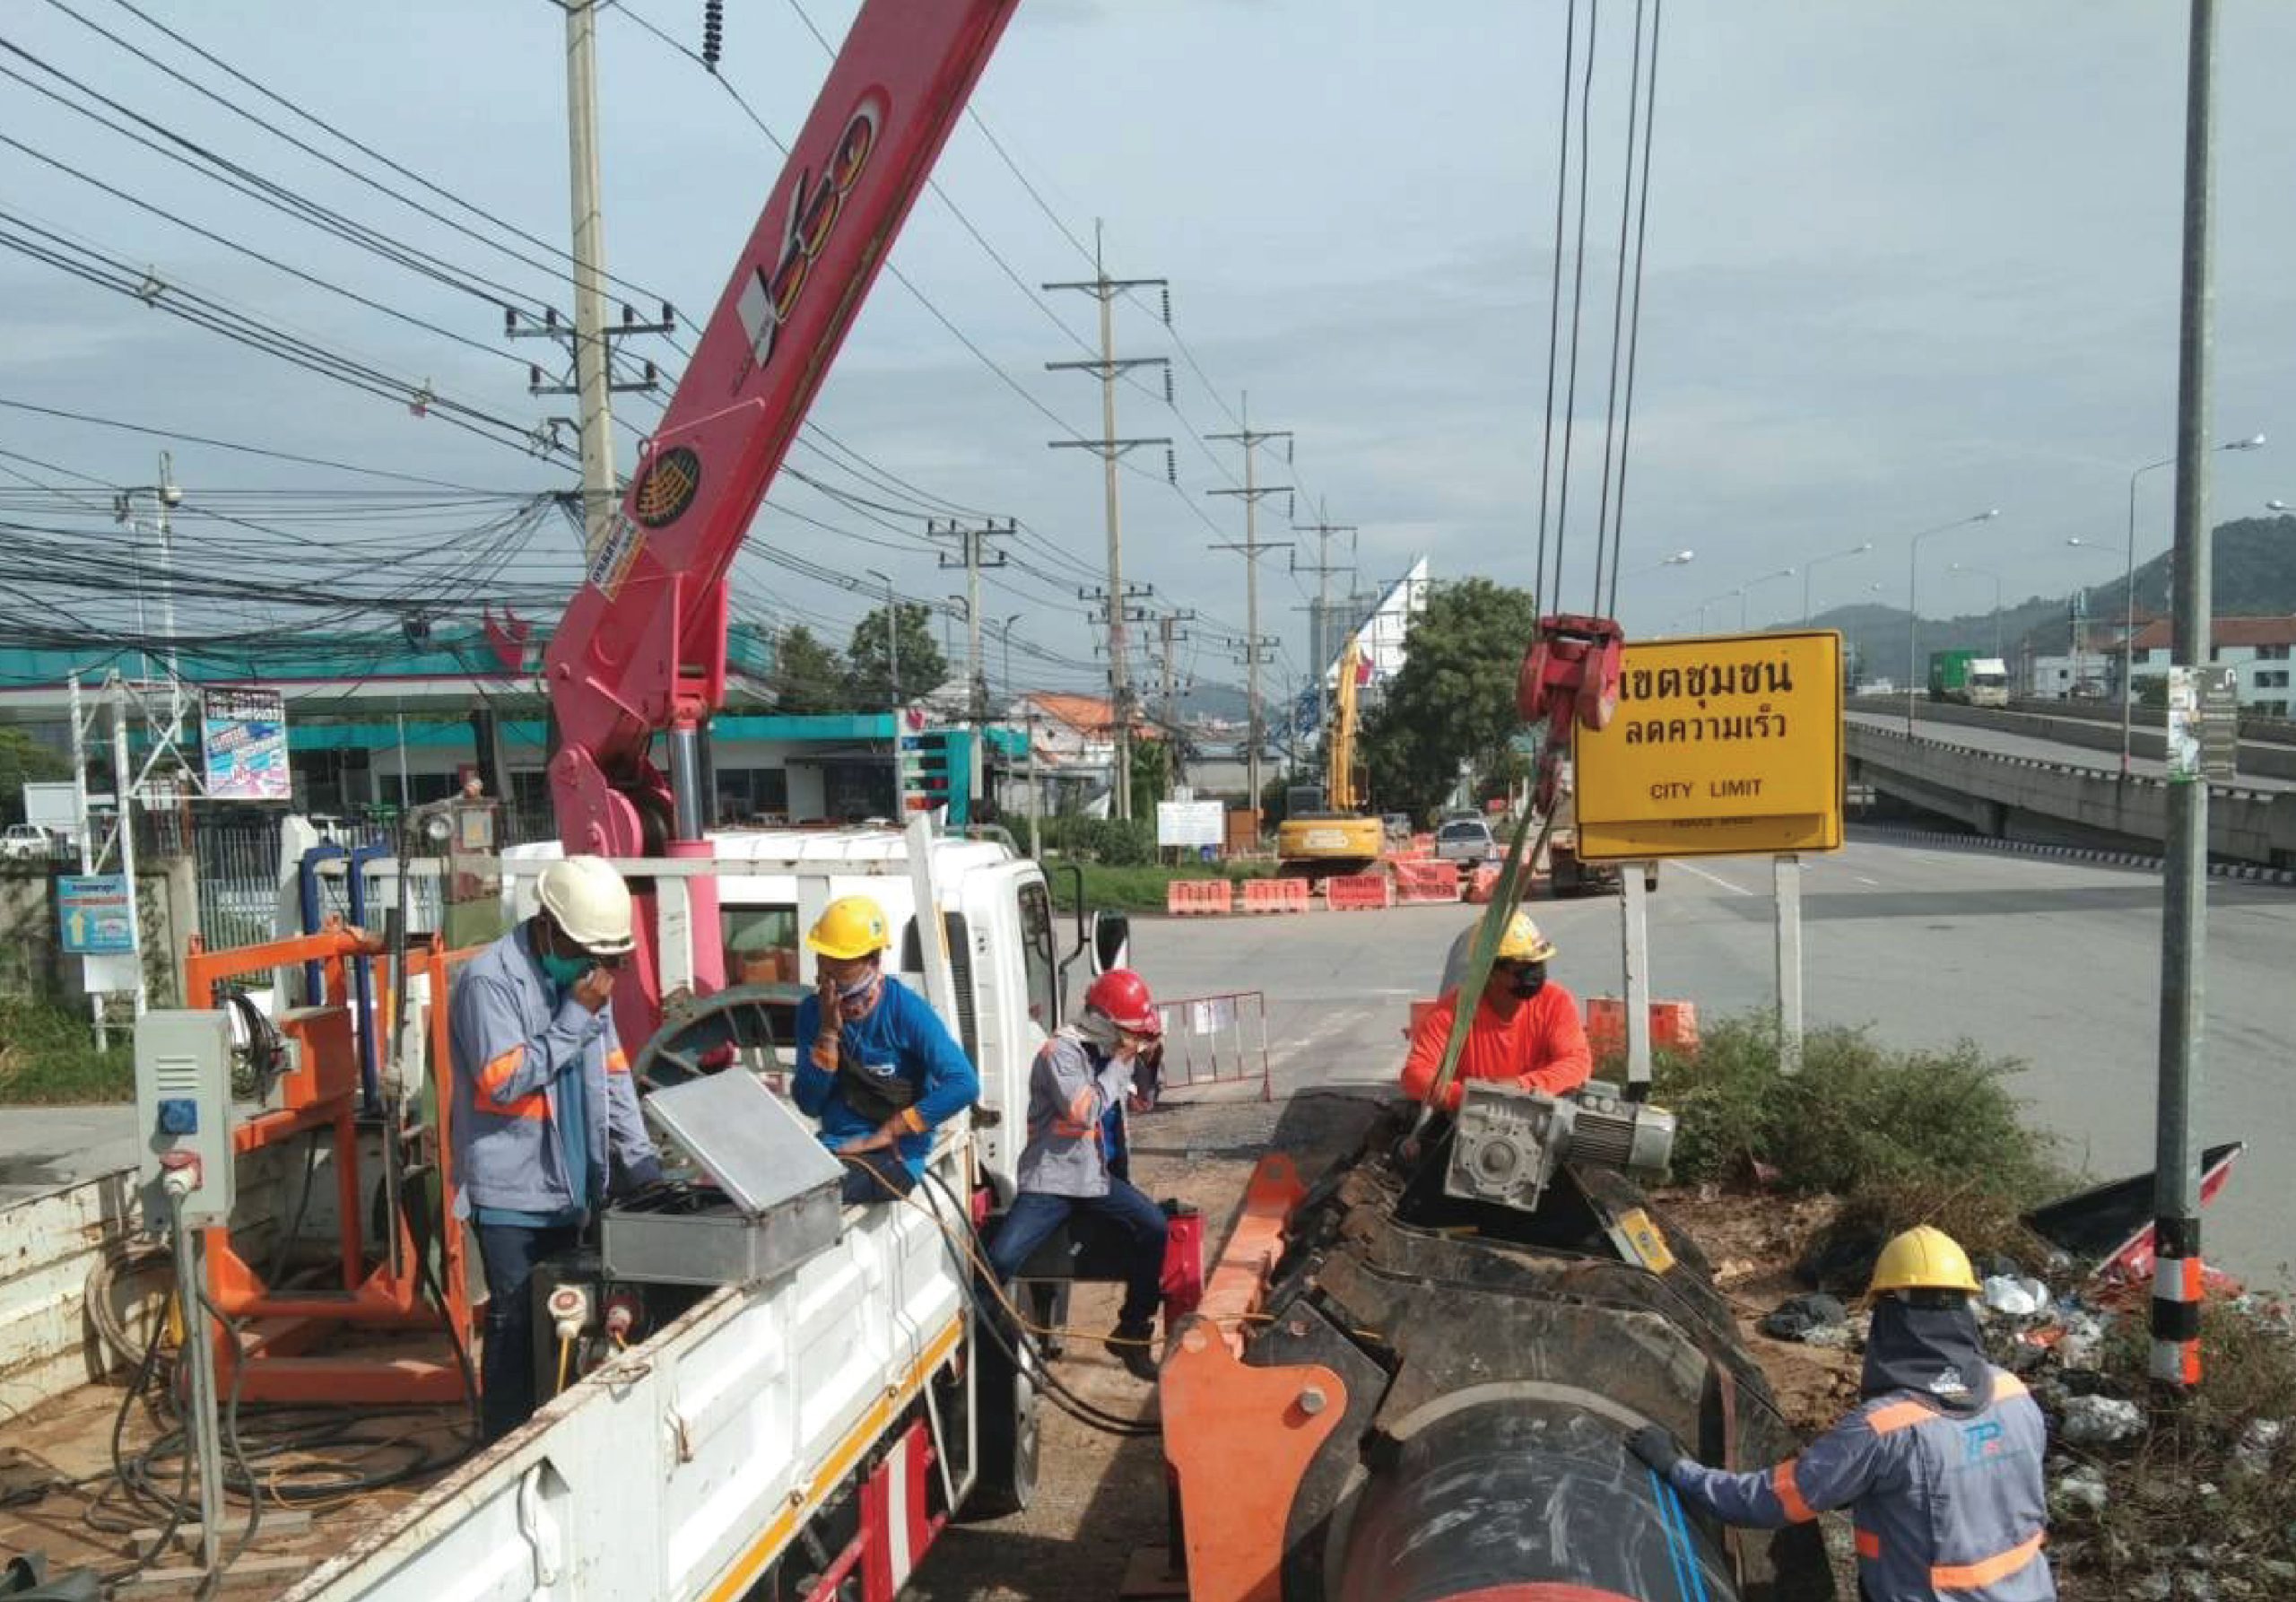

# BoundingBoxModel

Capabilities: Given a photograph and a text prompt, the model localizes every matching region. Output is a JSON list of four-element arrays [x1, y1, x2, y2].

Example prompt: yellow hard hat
[[1494, 911, 1557, 964], [806, 895, 891, 961], [1867, 1225, 1982, 1298]]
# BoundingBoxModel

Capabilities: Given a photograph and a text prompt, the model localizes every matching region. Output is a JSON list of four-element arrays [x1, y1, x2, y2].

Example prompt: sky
[[5, 0, 2296, 708]]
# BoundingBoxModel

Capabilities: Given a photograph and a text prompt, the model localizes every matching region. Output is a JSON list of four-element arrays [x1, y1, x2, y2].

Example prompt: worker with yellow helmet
[[1631, 1226, 2056, 1601], [1398, 910, 1592, 1110], [793, 895, 979, 1204]]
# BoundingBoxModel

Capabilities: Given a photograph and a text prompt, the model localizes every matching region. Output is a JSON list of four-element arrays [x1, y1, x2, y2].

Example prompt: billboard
[[202, 687, 291, 801]]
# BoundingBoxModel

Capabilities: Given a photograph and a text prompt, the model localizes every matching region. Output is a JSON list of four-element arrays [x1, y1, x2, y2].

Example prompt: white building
[[2126, 616, 2296, 716]]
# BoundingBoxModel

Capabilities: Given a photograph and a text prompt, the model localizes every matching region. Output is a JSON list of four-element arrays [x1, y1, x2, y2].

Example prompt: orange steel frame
[[1160, 1154, 1347, 1602], [182, 923, 479, 1405]]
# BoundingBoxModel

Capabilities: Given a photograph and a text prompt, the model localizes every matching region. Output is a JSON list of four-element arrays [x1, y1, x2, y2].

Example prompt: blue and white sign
[[58, 874, 136, 955]]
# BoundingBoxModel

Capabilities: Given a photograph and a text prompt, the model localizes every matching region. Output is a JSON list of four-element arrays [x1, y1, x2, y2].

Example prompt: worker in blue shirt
[[792, 895, 980, 1203]]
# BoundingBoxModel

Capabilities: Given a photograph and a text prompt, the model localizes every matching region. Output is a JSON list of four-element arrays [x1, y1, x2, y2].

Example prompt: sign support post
[[1775, 854, 1804, 1074], [1620, 864, 1653, 1098]]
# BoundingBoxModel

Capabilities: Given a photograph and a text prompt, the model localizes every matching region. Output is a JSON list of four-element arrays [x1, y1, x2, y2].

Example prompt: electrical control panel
[[135, 1010, 238, 1230]]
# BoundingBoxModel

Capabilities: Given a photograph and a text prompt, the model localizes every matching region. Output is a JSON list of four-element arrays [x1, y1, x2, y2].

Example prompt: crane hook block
[[1517, 614, 1625, 732]]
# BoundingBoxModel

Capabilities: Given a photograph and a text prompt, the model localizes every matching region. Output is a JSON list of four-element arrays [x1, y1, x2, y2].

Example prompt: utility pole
[[1155, 610, 1196, 787], [1045, 225, 1170, 821], [1080, 587, 1155, 802], [929, 518, 1011, 727], [2152, 0, 2217, 1394], [1291, 500, 1357, 769], [1209, 397, 1293, 820], [511, 0, 673, 556]]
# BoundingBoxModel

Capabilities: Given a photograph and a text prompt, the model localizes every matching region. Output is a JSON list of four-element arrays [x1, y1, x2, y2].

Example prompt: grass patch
[[1640, 1014, 2068, 1287], [0, 995, 134, 1103], [1044, 856, 1277, 913]]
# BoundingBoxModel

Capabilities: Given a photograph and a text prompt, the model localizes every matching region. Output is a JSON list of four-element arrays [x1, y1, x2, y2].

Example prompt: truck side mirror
[[1091, 910, 1131, 975]]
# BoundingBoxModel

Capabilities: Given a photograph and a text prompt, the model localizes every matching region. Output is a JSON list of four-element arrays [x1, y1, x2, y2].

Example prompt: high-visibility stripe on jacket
[[1397, 979, 1593, 1111], [1016, 1030, 1133, 1198], [448, 922, 657, 1218], [1667, 1367, 2055, 1602], [791, 978, 979, 1178]]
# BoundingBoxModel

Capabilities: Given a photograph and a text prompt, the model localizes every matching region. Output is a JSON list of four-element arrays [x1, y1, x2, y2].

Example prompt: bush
[[1035, 815, 1159, 866], [0, 996, 133, 1103], [1043, 856, 1276, 913], [1650, 1014, 2065, 1207]]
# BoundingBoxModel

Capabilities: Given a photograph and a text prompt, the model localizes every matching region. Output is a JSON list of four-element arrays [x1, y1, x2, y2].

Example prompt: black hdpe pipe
[[1334, 1395, 1735, 1602]]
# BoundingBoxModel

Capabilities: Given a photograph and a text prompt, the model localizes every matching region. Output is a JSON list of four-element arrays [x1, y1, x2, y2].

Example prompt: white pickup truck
[[0, 823, 1126, 1600]]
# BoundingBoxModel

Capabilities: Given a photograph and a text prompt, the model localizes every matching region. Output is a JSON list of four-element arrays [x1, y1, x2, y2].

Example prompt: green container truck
[[1928, 649, 2011, 708]]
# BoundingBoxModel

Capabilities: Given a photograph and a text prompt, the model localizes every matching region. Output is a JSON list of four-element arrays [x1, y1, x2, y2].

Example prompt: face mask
[[539, 948, 591, 989], [836, 970, 883, 1017], [1507, 961, 1547, 1000]]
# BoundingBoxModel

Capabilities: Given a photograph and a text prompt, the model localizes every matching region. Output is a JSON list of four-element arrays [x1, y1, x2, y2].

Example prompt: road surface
[[1135, 833, 2295, 1283], [1847, 708, 2296, 792]]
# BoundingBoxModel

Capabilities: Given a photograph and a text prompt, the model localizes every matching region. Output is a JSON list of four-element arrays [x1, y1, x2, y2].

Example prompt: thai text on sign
[[1571, 631, 1843, 860]]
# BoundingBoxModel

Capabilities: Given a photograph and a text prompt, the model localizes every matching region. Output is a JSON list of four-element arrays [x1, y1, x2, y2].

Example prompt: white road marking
[[1671, 859, 1755, 896], [1854, 875, 1881, 886]]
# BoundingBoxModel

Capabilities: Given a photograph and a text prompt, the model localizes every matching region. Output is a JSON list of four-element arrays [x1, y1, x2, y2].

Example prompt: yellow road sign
[[1572, 631, 1842, 861]]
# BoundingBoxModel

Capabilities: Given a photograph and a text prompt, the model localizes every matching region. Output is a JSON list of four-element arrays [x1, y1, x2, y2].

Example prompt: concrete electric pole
[[2152, 0, 2219, 1393], [1209, 399, 1293, 820], [1291, 501, 1357, 769], [1045, 227, 1170, 821], [511, 0, 673, 556], [929, 518, 1011, 727]]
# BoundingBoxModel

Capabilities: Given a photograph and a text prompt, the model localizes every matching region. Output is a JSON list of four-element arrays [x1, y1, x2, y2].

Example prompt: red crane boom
[[543, 1, 1022, 1033]]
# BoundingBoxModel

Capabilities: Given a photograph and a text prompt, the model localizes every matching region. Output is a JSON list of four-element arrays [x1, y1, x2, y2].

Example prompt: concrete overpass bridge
[[1845, 701, 2296, 869]]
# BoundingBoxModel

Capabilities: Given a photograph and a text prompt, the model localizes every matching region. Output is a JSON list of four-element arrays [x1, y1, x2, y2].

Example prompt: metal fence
[[1149, 989, 1273, 1103]]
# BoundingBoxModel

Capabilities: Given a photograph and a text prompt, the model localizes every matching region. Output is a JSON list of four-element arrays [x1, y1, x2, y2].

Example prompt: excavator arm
[[542, 1, 1022, 1034]]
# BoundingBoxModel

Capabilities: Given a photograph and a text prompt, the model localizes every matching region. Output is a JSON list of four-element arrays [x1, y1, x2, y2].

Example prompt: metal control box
[[134, 1009, 238, 1229], [601, 1068, 844, 1287]]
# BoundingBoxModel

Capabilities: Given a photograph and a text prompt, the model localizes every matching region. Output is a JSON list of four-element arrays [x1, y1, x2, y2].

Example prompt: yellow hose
[[554, 1335, 572, 1395]]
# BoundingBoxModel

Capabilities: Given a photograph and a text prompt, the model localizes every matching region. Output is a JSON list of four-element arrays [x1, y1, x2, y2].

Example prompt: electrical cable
[[1605, 0, 1665, 620], [1589, 0, 1648, 615], [1549, 0, 1601, 611], [1532, 0, 1580, 609]]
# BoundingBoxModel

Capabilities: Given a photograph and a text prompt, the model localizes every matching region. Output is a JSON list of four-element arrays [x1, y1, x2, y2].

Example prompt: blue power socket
[[157, 1098, 199, 1136]]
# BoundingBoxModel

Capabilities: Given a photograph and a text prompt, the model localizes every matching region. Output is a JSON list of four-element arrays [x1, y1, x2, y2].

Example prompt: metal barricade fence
[[1149, 988, 1272, 1103]]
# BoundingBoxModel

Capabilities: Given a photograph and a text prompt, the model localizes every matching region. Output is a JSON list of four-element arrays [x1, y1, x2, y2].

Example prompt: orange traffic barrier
[[1324, 873, 1393, 911], [1239, 877, 1310, 914], [1586, 997, 1700, 1060], [1392, 859, 1461, 905], [1166, 878, 1235, 917], [1462, 863, 1502, 903]]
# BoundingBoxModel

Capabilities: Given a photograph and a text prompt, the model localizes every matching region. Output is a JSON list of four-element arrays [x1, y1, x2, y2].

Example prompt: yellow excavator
[[1276, 639, 1385, 879]]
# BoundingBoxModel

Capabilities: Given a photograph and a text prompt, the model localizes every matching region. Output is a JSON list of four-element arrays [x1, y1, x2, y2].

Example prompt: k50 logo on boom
[[735, 91, 886, 379]]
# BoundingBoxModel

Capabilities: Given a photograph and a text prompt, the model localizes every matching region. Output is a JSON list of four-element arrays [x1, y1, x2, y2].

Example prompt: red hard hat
[[1084, 969, 1161, 1035]]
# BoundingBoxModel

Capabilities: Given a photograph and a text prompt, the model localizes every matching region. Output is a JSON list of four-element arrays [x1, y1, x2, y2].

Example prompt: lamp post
[[2121, 433, 2263, 775], [1737, 567, 1796, 631], [997, 611, 1023, 708], [2061, 538, 2122, 698], [1800, 541, 1874, 624], [1949, 562, 2004, 657], [1906, 509, 2003, 731]]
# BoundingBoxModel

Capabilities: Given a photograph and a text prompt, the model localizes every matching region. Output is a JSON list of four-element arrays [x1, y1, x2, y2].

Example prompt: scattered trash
[[1758, 1292, 1847, 1342], [2233, 1418, 2286, 1477], [1981, 1274, 2049, 1317], [2052, 1463, 2109, 1517], [2057, 1310, 2108, 1370], [2061, 1394, 2145, 1447]]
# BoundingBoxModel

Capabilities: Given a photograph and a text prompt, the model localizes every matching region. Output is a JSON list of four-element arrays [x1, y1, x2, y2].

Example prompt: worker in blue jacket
[[448, 855, 661, 1441], [1631, 1226, 2055, 1602], [792, 895, 980, 1203]]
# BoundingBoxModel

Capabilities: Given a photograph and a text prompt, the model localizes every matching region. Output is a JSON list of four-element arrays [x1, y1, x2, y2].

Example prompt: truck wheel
[[963, 1313, 1040, 1519]]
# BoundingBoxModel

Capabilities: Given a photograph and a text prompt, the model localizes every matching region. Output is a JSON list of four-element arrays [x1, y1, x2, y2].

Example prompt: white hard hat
[[535, 856, 635, 954]]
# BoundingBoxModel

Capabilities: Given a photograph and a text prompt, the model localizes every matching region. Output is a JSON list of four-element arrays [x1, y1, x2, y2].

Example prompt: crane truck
[[2, 4, 1827, 1598]]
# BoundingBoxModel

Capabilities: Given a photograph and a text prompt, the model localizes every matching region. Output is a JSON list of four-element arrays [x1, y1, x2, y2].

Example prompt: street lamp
[[1906, 509, 2003, 731], [2268, 499, 2293, 513], [2062, 537, 2121, 698], [1740, 567, 1796, 630], [998, 611, 1023, 709], [1948, 562, 2004, 657], [114, 453, 185, 688], [2120, 433, 2264, 775], [1800, 541, 1874, 624]]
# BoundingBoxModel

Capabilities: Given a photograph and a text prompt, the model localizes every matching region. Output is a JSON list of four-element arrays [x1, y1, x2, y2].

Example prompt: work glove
[[1627, 1425, 1685, 1476]]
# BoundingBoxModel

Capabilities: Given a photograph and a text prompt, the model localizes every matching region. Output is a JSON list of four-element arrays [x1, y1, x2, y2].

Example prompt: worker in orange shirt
[[1399, 911, 1591, 1110]]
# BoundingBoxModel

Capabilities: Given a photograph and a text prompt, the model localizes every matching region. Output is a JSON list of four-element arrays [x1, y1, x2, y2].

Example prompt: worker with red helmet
[[986, 968, 1170, 1381], [1399, 911, 1592, 1110]]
